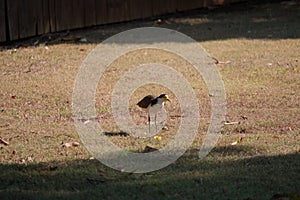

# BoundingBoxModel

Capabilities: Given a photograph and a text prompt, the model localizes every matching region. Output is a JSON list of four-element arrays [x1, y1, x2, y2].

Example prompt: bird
[[137, 94, 170, 133]]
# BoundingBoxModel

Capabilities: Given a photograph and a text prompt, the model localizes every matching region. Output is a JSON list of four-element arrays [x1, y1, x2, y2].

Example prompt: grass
[[0, 1, 300, 200]]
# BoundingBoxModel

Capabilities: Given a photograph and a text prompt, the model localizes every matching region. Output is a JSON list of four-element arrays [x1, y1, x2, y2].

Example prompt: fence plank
[[48, 0, 56, 32], [176, 0, 202, 12], [37, 0, 51, 35], [140, 0, 152, 19], [84, 0, 96, 27], [55, 0, 73, 31], [95, 0, 108, 25], [0, 0, 6, 41], [0, 0, 246, 42], [19, 0, 37, 39], [106, 0, 123, 23], [71, 0, 85, 29], [152, 0, 177, 16], [6, 0, 19, 40], [127, 0, 140, 20]]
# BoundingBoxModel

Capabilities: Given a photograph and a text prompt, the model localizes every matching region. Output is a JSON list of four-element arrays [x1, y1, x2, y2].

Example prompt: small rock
[[79, 38, 88, 43]]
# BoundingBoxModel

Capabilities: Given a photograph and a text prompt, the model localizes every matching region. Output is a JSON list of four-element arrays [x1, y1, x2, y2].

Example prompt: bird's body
[[136, 95, 155, 109], [137, 94, 170, 133]]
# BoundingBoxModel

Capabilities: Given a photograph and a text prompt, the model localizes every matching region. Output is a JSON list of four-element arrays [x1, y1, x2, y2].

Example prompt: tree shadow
[[1, 146, 299, 200]]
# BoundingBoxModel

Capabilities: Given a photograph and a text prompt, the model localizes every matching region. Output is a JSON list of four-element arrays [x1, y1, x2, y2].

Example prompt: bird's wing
[[137, 95, 155, 108]]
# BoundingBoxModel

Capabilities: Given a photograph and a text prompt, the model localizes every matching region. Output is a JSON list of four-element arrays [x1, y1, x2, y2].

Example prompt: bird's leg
[[155, 114, 157, 132], [148, 113, 150, 134]]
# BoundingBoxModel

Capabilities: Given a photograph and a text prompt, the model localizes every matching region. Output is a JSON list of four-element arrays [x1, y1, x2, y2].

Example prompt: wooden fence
[[0, 0, 244, 42]]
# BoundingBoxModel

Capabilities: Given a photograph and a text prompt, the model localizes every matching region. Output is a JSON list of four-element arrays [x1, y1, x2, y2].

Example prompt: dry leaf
[[143, 145, 158, 153], [62, 142, 72, 148], [162, 126, 169, 131], [79, 38, 88, 43], [49, 165, 58, 171], [63, 141, 80, 147], [10, 49, 17, 54], [154, 135, 162, 141], [231, 137, 243, 146], [27, 156, 33, 162], [72, 142, 80, 147], [272, 135, 280, 139]]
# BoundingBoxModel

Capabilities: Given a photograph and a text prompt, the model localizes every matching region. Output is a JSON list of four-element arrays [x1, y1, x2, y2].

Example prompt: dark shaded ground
[[1, 149, 299, 200]]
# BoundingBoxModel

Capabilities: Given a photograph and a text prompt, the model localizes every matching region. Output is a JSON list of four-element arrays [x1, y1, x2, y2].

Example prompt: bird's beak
[[164, 96, 171, 102]]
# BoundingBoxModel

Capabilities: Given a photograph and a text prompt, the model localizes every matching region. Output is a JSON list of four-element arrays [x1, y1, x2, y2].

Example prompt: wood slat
[[0, 0, 246, 42], [140, 0, 152, 19], [127, 0, 140, 20], [71, 0, 85, 29], [106, 0, 124, 23], [84, 0, 96, 27], [152, 0, 177, 16], [48, 0, 56, 32], [0, 0, 6, 41], [177, 0, 202, 12], [55, 0, 73, 31], [38, 0, 51, 34], [6, 0, 19, 40], [19, 0, 37, 39], [95, 0, 108, 25]]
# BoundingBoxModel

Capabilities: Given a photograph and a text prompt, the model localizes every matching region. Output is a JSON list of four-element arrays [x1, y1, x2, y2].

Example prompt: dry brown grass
[[0, 1, 299, 199]]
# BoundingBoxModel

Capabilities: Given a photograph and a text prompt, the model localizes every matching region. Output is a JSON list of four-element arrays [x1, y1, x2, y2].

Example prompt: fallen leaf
[[20, 159, 26, 164], [33, 40, 39, 46], [10, 49, 17, 54], [79, 38, 88, 43], [272, 135, 280, 139], [27, 156, 33, 162], [63, 141, 80, 147], [72, 142, 80, 147], [218, 60, 232, 65], [231, 137, 243, 146], [155, 19, 170, 25], [154, 135, 162, 141], [62, 142, 72, 148], [241, 115, 248, 120], [142, 145, 158, 153], [49, 165, 58, 171], [162, 126, 169, 131]]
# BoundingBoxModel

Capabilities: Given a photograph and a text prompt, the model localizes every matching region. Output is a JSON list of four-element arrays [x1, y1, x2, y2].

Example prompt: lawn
[[0, 1, 299, 200]]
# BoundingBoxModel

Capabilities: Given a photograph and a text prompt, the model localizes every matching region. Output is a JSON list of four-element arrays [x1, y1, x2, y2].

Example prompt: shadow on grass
[[104, 131, 130, 137], [1, 146, 299, 200]]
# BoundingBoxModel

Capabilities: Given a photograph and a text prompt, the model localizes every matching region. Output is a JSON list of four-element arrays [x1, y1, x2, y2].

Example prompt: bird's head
[[159, 94, 170, 103]]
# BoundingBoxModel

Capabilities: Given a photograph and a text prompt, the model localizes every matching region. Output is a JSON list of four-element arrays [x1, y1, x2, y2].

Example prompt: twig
[[0, 138, 9, 145], [224, 121, 240, 125]]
